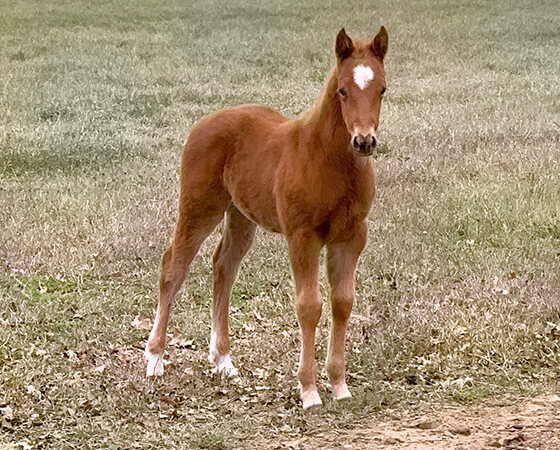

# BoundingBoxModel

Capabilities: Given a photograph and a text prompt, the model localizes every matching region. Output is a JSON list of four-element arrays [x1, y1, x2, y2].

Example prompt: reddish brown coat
[[146, 27, 389, 410]]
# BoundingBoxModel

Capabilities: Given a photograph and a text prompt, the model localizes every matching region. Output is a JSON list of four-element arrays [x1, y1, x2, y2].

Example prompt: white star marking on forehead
[[353, 64, 374, 90]]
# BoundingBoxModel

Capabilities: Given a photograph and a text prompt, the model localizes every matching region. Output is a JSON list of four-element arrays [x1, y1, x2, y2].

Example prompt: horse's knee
[[331, 293, 353, 321], [162, 246, 173, 267], [160, 245, 174, 272], [159, 247, 188, 296], [296, 291, 322, 327]]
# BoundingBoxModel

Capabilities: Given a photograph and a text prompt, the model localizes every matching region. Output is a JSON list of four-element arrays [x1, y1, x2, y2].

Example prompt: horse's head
[[335, 27, 388, 156]]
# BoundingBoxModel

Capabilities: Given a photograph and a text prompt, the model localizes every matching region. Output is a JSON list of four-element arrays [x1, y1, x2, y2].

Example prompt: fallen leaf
[[64, 350, 78, 362], [0, 406, 14, 421], [502, 433, 525, 446], [450, 427, 471, 435], [26, 385, 41, 399], [350, 313, 370, 322], [169, 337, 194, 348], [242, 323, 255, 332], [286, 438, 304, 448], [30, 413, 41, 425], [92, 364, 107, 374], [131, 315, 152, 330], [450, 376, 474, 389], [116, 349, 134, 362], [14, 442, 32, 450], [253, 368, 268, 379], [409, 418, 440, 430]]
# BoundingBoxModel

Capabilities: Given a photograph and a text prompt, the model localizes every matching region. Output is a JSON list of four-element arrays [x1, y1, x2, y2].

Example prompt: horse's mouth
[[354, 147, 375, 157], [351, 133, 376, 157]]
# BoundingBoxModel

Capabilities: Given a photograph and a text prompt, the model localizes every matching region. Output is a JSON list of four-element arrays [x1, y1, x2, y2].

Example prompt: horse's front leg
[[287, 230, 322, 409], [326, 221, 367, 400]]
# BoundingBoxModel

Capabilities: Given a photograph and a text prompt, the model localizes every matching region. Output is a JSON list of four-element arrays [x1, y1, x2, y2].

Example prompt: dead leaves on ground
[[130, 315, 194, 348], [131, 315, 152, 331]]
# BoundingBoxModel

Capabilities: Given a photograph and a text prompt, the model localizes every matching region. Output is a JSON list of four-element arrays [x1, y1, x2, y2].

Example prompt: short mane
[[299, 66, 340, 127]]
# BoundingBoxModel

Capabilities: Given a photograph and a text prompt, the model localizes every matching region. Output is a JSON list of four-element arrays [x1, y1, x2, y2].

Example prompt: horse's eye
[[338, 88, 347, 98], [381, 87, 387, 96]]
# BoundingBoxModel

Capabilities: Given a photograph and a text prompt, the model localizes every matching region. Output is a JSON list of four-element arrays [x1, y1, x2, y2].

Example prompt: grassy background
[[1, 0, 559, 448]]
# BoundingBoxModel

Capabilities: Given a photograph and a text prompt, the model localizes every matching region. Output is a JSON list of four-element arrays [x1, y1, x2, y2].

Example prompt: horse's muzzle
[[351, 133, 376, 156]]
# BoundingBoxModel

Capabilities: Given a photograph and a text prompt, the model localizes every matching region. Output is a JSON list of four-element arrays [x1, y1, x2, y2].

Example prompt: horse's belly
[[232, 196, 282, 234], [224, 156, 283, 234]]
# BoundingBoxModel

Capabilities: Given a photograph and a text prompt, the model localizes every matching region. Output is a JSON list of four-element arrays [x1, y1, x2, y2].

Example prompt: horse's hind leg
[[145, 196, 228, 377], [210, 204, 256, 377]]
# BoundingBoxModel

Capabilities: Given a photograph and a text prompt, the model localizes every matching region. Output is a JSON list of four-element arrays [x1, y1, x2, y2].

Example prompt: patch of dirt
[[271, 395, 560, 449]]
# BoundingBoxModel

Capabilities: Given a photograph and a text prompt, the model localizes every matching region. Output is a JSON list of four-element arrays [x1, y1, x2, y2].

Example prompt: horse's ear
[[335, 28, 354, 62], [370, 26, 388, 61]]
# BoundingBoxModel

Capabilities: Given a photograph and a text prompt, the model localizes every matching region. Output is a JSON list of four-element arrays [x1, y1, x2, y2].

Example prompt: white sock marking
[[300, 384, 323, 409], [353, 64, 374, 90], [209, 330, 218, 360], [209, 330, 238, 378], [145, 350, 164, 377]]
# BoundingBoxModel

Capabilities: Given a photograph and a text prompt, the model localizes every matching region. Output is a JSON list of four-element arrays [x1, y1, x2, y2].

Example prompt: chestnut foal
[[145, 27, 388, 409]]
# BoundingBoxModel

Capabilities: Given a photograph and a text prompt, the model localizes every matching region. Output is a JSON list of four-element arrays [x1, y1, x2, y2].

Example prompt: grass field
[[1, 0, 559, 448]]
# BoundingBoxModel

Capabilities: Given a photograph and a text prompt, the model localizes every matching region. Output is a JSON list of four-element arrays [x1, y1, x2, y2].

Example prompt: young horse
[[145, 27, 388, 409]]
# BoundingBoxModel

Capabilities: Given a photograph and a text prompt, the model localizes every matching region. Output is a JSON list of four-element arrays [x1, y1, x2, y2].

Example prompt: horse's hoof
[[222, 365, 239, 379], [210, 353, 239, 379], [331, 383, 352, 400], [145, 351, 164, 377], [211, 364, 239, 379], [301, 390, 323, 410]]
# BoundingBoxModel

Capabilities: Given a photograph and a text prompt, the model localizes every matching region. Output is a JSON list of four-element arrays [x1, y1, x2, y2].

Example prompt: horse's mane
[[299, 66, 340, 127]]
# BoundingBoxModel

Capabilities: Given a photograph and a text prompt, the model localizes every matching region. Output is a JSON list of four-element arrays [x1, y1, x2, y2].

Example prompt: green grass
[[1, 0, 560, 448]]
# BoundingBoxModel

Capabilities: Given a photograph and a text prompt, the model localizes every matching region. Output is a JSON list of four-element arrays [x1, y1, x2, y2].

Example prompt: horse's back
[[179, 104, 291, 232], [189, 103, 287, 141]]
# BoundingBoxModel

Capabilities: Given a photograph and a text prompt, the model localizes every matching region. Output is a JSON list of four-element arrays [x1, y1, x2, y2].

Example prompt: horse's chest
[[315, 195, 368, 241], [277, 158, 375, 238], [302, 179, 373, 241]]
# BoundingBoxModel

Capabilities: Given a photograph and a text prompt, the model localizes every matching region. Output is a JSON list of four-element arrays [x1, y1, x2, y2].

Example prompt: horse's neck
[[299, 73, 351, 157]]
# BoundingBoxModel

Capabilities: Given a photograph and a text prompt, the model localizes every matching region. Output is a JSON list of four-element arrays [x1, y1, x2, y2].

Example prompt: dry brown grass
[[1, 0, 560, 448]]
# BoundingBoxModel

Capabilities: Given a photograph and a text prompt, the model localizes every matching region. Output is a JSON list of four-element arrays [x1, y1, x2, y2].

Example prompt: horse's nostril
[[352, 134, 376, 153]]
